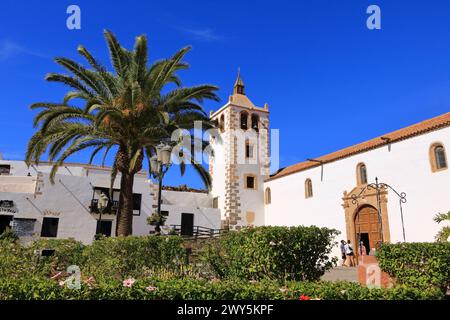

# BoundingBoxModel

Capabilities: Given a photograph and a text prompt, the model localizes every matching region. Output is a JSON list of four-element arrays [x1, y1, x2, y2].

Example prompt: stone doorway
[[354, 205, 381, 254], [342, 185, 391, 256]]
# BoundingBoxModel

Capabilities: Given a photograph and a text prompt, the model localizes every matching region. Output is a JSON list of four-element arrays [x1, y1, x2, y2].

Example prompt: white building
[[209, 72, 449, 257], [0, 161, 220, 244], [1, 72, 449, 256]]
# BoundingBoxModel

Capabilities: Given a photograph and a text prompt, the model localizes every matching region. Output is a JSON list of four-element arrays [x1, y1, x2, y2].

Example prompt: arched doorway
[[354, 205, 381, 255]]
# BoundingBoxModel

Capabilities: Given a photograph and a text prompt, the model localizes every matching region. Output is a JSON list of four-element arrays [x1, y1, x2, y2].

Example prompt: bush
[[0, 230, 19, 242], [0, 240, 52, 280], [0, 236, 187, 283], [0, 277, 444, 300], [81, 236, 187, 281], [30, 238, 86, 271], [199, 226, 340, 281], [377, 242, 450, 292]]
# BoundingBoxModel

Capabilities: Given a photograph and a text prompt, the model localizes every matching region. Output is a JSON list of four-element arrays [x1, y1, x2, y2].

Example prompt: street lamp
[[96, 192, 109, 235], [150, 143, 173, 234]]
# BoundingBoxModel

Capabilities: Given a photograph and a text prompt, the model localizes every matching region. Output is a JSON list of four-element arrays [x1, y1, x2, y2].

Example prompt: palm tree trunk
[[116, 170, 134, 236]]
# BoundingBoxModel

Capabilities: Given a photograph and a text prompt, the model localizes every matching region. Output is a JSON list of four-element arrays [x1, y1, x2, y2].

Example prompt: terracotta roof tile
[[267, 112, 450, 181]]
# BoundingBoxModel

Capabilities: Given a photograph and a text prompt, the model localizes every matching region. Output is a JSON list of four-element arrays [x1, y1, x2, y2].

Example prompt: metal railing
[[89, 199, 120, 214], [169, 224, 228, 239]]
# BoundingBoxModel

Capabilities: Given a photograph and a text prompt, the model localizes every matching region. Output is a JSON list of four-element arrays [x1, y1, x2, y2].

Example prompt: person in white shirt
[[344, 240, 356, 267]]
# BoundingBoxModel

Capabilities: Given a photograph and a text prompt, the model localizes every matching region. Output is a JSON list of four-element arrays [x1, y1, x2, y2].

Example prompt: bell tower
[[209, 70, 270, 230]]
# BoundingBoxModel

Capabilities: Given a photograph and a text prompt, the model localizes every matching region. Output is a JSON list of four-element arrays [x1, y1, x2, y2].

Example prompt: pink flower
[[146, 285, 157, 292], [299, 294, 311, 300], [122, 278, 136, 288], [50, 271, 62, 279]]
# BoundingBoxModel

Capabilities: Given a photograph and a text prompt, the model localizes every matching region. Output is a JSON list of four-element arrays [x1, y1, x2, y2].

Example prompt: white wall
[[264, 127, 450, 257], [0, 161, 222, 243]]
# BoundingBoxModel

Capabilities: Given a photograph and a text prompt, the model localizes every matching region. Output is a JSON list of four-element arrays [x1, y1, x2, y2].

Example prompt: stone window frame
[[429, 142, 448, 173], [244, 174, 257, 190], [245, 139, 255, 159], [305, 178, 313, 199], [265, 187, 271, 205], [356, 162, 368, 186]]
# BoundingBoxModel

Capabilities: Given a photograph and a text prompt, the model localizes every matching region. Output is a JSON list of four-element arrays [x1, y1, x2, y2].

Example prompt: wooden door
[[354, 206, 381, 253]]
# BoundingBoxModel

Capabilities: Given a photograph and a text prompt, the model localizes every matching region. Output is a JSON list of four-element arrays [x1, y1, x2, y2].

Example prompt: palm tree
[[433, 211, 450, 242], [26, 30, 219, 236]]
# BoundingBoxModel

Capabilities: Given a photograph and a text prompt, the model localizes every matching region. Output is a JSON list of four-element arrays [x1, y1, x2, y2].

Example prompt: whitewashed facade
[[0, 161, 220, 244]]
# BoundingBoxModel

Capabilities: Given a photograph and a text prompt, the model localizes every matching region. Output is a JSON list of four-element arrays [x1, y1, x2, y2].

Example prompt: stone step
[[321, 266, 359, 283]]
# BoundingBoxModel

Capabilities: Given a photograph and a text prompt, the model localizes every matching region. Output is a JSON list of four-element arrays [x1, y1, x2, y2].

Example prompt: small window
[[219, 114, 225, 133], [245, 141, 254, 158], [251, 114, 259, 132], [161, 210, 169, 216], [357, 163, 368, 185], [0, 165, 11, 175], [245, 175, 256, 190], [212, 197, 219, 209], [429, 143, 448, 172], [305, 179, 313, 198], [41, 217, 59, 238], [96, 220, 112, 237], [240, 112, 248, 130], [265, 187, 271, 205], [133, 193, 142, 215]]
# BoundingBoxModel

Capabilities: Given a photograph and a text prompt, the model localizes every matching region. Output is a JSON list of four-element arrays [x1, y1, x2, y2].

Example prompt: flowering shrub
[[377, 242, 450, 293], [199, 226, 340, 281], [82, 236, 187, 281], [0, 277, 444, 300]]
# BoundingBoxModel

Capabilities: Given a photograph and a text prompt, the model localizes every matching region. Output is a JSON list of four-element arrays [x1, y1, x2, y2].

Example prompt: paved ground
[[321, 266, 359, 282]]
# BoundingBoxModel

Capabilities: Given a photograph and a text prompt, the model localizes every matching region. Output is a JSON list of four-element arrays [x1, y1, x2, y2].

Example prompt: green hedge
[[0, 277, 443, 300], [81, 236, 187, 281], [377, 242, 450, 292], [199, 226, 340, 281], [0, 236, 187, 282]]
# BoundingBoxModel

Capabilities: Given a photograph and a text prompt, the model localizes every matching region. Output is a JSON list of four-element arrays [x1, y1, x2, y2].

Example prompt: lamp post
[[96, 192, 109, 235], [150, 143, 173, 234]]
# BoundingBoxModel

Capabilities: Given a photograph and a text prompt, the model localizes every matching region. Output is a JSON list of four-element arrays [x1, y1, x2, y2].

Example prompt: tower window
[[265, 187, 271, 205], [245, 141, 254, 158], [430, 143, 448, 172], [357, 163, 368, 185], [305, 179, 313, 198], [240, 112, 248, 130], [244, 174, 256, 190], [251, 114, 259, 132], [219, 114, 225, 132]]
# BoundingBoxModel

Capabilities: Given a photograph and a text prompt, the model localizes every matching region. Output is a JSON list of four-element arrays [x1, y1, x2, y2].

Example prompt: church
[[209, 72, 450, 256], [0, 72, 449, 258]]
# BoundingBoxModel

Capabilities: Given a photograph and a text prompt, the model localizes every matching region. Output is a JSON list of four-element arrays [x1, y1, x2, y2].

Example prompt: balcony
[[89, 199, 119, 214]]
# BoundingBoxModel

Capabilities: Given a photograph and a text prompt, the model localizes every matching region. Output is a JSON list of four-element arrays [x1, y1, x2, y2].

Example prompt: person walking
[[340, 240, 347, 266], [344, 240, 356, 267]]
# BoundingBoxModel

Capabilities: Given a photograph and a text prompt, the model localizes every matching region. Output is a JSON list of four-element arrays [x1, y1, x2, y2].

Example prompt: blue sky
[[1, 0, 450, 188]]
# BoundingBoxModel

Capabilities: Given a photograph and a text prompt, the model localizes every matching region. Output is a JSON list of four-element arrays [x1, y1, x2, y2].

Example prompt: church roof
[[267, 111, 450, 182]]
